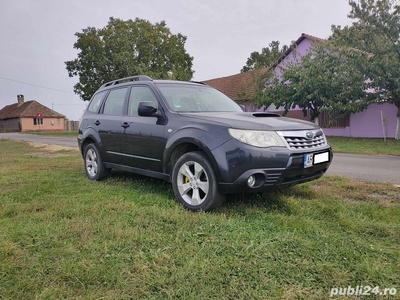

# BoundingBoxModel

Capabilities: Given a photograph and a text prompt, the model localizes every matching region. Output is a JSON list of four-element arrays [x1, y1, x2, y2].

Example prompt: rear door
[[95, 87, 128, 164], [120, 85, 166, 172]]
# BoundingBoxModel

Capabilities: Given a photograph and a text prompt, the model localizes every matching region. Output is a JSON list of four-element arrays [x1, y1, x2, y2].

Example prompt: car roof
[[97, 75, 206, 93]]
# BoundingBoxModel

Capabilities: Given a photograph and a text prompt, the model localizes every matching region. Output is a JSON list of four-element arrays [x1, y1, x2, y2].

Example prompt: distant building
[[0, 95, 66, 132], [203, 33, 397, 138]]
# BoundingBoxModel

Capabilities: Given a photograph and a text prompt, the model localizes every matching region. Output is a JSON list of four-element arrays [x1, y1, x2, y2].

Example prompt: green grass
[[24, 131, 78, 137], [0, 139, 399, 299], [327, 136, 400, 156]]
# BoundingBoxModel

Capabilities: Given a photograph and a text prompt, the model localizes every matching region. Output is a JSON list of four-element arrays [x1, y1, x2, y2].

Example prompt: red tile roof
[[203, 67, 269, 101], [203, 33, 326, 101], [0, 100, 65, 120]]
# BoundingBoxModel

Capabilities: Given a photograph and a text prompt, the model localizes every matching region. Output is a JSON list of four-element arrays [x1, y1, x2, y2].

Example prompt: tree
[[66, 17, 194, 100], [331, 0, 400, 139], [241, 41, 289, 72], [257, 43, 374, 125]]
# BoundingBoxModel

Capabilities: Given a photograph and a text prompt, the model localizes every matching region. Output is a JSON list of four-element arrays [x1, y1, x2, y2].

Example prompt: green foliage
[[257, 0, 400, 136], [331, 0, 400, 139], [258, 42, 374, 124], [65, 17, 194, 100], [241, 41, 289, 72]]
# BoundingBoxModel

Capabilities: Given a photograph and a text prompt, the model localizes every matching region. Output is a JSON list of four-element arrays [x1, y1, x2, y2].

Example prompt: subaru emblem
[[306, 131, 313, 139]]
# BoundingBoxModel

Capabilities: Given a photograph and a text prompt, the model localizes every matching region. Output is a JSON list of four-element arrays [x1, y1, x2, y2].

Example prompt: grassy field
[[0, 139, 399, 299], [327, 136, 400, 156], [24, 131, 78, 138]]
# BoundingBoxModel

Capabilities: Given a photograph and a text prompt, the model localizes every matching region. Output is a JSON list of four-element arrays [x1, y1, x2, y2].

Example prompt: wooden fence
[[64, 119, 80, 132], [270, 110, 350, 128]]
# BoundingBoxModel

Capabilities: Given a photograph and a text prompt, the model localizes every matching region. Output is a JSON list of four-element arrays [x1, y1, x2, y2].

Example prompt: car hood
[[180, 112, 320, 131]]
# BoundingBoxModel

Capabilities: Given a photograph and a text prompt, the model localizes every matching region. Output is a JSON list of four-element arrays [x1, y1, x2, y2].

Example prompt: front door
[[120, 86, 166, 172]]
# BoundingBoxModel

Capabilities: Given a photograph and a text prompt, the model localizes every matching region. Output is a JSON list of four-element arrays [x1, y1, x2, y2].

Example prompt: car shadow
[[222, 191, 292, 214], [222, 184, 318, 213], [105, 169, 173, 194], [104, 170, 316, 214]]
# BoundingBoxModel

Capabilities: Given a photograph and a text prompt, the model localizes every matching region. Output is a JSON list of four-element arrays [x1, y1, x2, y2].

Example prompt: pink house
[[0, 95, 66, 132], [203, 33, 397, 138]]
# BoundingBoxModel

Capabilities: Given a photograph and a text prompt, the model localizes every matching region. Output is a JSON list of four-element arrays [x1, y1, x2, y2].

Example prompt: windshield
[[155, 83, 243, 112]]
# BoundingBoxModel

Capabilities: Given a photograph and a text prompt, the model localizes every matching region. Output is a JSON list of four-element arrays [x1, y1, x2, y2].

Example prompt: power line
[[0, 76, 75, 94], [52, 103, 87, 106], [52, 102, 87, 111]]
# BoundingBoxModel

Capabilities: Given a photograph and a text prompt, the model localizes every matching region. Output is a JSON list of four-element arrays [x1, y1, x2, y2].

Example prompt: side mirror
[[138, 101, 157, 116], [239, 104, 247, 112]]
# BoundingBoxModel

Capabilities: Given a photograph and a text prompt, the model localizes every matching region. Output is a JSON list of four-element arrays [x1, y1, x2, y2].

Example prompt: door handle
[[94, 120, 101, 126], [121, 122, 130, 129]]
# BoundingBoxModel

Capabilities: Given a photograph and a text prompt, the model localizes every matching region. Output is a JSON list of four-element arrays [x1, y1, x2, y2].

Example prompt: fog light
[[247, 175, 256, 187]]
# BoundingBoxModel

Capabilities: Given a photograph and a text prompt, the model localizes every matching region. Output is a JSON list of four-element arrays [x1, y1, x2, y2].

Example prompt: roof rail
[[191, 81, 206, 85], [101, 75, 153, 89]]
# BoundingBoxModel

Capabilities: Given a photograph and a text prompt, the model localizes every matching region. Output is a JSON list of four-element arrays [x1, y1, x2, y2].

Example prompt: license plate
[[303, 152, 329, 168]]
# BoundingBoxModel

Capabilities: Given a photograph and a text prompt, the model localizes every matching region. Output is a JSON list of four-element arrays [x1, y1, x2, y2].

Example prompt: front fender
[[163, 126, 231, 181]]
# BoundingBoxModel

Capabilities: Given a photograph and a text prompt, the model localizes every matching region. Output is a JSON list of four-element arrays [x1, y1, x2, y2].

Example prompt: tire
[[84, 143, 110, 181], [171, 151, 225, 212]]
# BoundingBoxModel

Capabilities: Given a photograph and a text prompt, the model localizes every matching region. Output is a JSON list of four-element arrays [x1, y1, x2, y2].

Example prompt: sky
[[0, 0, 353, 121]]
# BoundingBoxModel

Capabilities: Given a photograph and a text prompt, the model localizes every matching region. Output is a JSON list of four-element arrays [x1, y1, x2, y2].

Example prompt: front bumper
[[212, 139, 332, 194]]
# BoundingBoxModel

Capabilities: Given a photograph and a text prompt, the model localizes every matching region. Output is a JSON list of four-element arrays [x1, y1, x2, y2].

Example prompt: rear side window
[[103, 88, 128, 115], [87, 91, 106, 113]]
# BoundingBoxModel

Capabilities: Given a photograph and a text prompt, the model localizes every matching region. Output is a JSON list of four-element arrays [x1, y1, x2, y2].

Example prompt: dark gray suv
[[78, 75, 332, 211]]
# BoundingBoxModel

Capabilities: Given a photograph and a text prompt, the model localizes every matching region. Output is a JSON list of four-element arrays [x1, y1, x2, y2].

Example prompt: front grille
[[283, 131, 327, 150]]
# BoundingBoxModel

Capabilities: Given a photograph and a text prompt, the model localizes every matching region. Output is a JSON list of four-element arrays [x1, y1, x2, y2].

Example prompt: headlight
[[228, 129, 286, 148]]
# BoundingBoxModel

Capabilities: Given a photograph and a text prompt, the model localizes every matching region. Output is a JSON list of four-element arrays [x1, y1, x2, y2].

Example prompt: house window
[[57, 118, 60, 125], [33, 118, 44, 125]]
